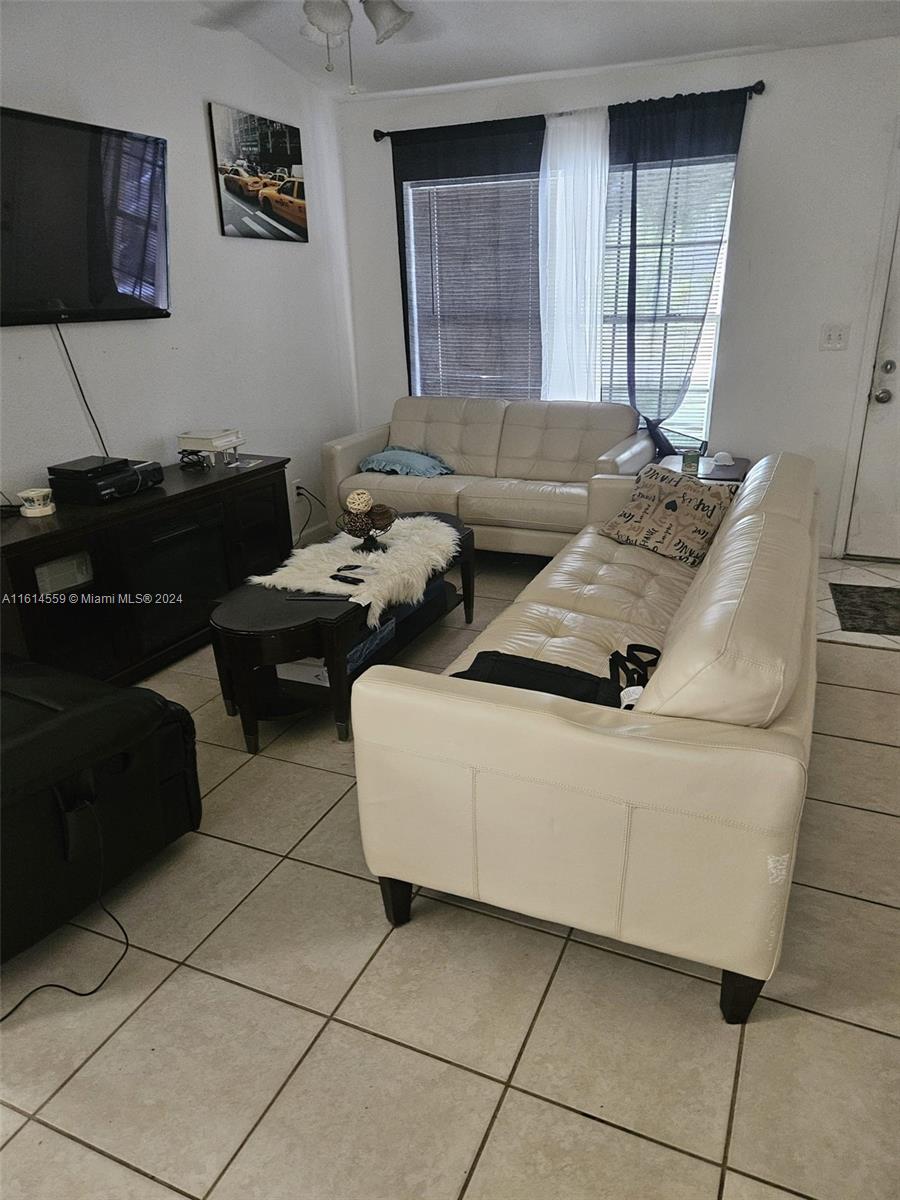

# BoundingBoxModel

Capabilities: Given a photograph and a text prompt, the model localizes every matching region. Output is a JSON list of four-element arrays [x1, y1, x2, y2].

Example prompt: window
[[403, 172, 541, 399], [600, 156, 735, 440]]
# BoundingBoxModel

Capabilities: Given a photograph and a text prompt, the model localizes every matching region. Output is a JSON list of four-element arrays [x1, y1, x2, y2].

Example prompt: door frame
[[832, 118, 900, 558]]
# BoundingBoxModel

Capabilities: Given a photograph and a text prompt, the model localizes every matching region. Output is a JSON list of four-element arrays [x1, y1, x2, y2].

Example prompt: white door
[[847, 215, 900, 559]]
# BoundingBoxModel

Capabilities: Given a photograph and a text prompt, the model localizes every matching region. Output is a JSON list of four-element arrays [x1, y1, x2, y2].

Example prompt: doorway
[[847, 212, 900, 559]]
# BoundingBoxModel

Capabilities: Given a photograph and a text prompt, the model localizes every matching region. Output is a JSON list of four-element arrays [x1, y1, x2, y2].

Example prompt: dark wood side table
[[209, 513, 475, 751]]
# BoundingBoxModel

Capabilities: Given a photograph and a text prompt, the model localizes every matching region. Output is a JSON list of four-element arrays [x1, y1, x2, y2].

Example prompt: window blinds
[[404, 173, 542, 398]]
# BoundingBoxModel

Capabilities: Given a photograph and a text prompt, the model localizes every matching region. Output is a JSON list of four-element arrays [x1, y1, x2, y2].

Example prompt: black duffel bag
[[452, 643, 660, 708]]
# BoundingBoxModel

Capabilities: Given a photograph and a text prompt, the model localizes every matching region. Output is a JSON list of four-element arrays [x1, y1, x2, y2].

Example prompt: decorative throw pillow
[[359, 447, 454, 477], [601, 464, 739, 567]]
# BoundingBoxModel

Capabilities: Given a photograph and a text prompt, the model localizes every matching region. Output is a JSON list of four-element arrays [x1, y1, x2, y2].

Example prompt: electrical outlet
[[819, 323, 850, 351], [291, 479, 304, 499]]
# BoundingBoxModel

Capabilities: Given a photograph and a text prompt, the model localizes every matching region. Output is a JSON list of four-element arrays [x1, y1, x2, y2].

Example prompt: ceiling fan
[[301, 0, 412, 88]]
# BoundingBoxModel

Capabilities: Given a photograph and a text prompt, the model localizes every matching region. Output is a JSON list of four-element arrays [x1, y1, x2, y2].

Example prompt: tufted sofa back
[[388, 396, 640, 482], [389, 396, 509, 477], [496, 401, 639, 482]]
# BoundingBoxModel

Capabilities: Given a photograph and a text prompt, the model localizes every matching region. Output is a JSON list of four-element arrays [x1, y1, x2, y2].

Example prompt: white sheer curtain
[[539, 107, 609, 401]]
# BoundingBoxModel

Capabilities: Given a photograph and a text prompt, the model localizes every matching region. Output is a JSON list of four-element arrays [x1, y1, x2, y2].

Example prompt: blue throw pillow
[[359, 447, 454, 477]]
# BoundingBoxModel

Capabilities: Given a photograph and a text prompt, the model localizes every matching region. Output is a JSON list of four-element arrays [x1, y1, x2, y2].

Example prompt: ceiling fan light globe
[[298, 17, 347, 47], [302, 0, 353, 36], [362, 0, 412, 44]]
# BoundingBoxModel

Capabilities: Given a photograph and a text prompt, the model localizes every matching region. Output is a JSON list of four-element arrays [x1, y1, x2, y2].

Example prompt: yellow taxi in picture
[[222, 166, 270, 201], [258, 177, 308, 236]]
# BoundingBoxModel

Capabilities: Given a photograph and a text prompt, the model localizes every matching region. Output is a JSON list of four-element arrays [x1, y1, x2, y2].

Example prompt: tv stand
[[1, 455, 292, 683]]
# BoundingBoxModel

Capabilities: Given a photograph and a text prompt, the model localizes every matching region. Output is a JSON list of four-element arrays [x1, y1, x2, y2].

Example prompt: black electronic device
[[1, 107, 170, 326], [47, 455, 129, 479], [48, 458, 164, 505]]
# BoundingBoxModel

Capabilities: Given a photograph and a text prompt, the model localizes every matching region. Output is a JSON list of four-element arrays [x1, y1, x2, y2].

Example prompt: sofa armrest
[[353, 665, 807, 979], [321, 424, 390, 525], [595, 431, 655, 476], [587, 473, 636, 524]]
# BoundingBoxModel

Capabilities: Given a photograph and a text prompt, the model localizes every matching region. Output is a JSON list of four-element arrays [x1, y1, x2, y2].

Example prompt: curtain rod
[[372, 80, 765, 142]]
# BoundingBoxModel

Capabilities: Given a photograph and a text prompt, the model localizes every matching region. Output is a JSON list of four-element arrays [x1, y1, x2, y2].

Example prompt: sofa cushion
[[518, 527, 695, 633], [601, 464, 739, 567], [389, 396, 508, 477], [496, 401, 638, 482], [459, 478, 588, 534], [635, 512, 812, 727], [718, 452, 816, 537], [359, 447, 454, 477], [338, 472, 479, 518], [445, 600, 665, 678]]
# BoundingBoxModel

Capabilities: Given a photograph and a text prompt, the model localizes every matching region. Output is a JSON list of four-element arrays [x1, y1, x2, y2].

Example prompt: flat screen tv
[[1, 107, 170, 326]]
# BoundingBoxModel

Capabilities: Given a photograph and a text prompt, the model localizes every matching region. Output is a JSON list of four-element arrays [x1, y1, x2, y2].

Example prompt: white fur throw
[[249, 514, 460, 628]]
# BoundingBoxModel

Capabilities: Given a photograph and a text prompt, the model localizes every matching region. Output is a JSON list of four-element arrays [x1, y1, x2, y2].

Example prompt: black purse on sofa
[[452, 644, 661, 708]]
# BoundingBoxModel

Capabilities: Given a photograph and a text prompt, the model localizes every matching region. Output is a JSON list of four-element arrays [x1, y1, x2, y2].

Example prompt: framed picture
[[208, 102, 307, 242]]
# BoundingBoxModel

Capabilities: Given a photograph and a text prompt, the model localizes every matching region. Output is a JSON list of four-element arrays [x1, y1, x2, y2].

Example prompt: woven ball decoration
[[345, 489, 373, 514], [341, 511, 371, 538]]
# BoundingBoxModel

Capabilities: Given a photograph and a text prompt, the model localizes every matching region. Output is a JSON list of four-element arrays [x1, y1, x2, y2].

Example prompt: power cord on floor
[[0, 801, 130, 1024], [294, 485, 327, 548]]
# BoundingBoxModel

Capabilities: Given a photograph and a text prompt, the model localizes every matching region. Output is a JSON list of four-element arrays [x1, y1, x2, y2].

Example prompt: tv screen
[[1, 107, 170, 326]]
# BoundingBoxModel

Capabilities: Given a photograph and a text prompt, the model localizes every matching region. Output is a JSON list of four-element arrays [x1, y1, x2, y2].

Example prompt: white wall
[[335, 38, 900, 549], [0, 0, 356, 538]]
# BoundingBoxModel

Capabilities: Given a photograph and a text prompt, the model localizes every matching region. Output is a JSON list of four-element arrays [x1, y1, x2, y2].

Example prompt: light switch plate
[[819, 323, 850, 351]]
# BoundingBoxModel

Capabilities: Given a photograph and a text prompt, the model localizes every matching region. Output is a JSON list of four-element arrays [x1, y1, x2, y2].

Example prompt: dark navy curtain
[[608, 87, 751, 453]]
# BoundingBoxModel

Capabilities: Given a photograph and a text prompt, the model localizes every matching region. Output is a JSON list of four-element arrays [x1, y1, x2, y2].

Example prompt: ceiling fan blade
[[195, 1, 269, 32]]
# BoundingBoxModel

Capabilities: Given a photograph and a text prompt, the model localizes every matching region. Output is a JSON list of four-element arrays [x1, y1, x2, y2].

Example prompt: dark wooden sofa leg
[[379, 877, 413, 927], [720, 971, 765, 1023]]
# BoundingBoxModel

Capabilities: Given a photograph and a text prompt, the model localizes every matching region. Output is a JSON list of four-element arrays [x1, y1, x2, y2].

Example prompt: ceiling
[[199, 1, 900, 95]]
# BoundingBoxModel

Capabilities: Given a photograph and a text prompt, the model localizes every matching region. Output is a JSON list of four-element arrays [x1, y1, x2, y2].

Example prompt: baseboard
[[297, 517, 331, 547]]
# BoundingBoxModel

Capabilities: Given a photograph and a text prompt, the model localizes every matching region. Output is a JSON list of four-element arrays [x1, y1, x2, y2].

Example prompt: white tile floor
[[1, 552, 898, 1199]]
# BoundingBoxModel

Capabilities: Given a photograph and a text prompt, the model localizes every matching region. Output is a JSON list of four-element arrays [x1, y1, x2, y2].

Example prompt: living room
[[0, 1, 898, 1197]]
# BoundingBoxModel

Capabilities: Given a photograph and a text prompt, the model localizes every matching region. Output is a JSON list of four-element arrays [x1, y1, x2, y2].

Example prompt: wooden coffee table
[[209, 512, 474, 750]]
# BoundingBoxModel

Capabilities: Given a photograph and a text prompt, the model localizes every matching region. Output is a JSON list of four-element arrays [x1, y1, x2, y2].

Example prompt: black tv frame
[[1, 106, 172, 327]]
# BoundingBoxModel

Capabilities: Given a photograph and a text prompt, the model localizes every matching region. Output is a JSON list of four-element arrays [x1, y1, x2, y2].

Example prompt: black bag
[[452, 643, 660, 708]]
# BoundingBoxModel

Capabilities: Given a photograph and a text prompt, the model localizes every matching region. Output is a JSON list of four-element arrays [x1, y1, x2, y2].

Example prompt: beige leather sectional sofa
[[322, 395, 655, 556], [352, 453, 818, 1023]]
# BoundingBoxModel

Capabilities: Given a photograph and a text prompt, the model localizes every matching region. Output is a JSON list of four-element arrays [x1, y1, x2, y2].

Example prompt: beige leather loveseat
[[322, 395, 655, 555], [352, 453, 817, 1023]]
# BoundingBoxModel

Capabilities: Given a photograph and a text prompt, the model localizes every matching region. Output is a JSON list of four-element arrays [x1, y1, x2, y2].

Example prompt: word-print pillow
[[601, 464, 739, 567]]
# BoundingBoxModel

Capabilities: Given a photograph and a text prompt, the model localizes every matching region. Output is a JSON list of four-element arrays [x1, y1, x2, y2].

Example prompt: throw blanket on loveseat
[[249, 514, 459, 628]]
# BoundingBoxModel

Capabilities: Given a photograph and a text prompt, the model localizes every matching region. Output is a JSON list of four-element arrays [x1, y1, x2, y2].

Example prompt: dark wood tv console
[[1, 454, 292, 684]]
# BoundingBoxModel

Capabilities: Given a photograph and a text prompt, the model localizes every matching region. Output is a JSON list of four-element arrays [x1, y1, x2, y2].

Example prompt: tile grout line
[[22, 831, 297, 1124], [196, 746, 257, 798], [815, 680, 900, 696], [17, 613, 898, 1192], [804, 793, 899, 820], [725, 1166, 821, 1200], [66, 892, 900, 1049], [716, 1024, 747, 1200], [201, 921, 400, 1199], [792, 881, 899, 912], [806, 729, 900, 749], [23, 1112, 201, 1200], [505, 1082, 724, 1170], [27, 961, 180, 1123], [456, 929, 572, 1200], [0, 1114, 31, 1152]]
